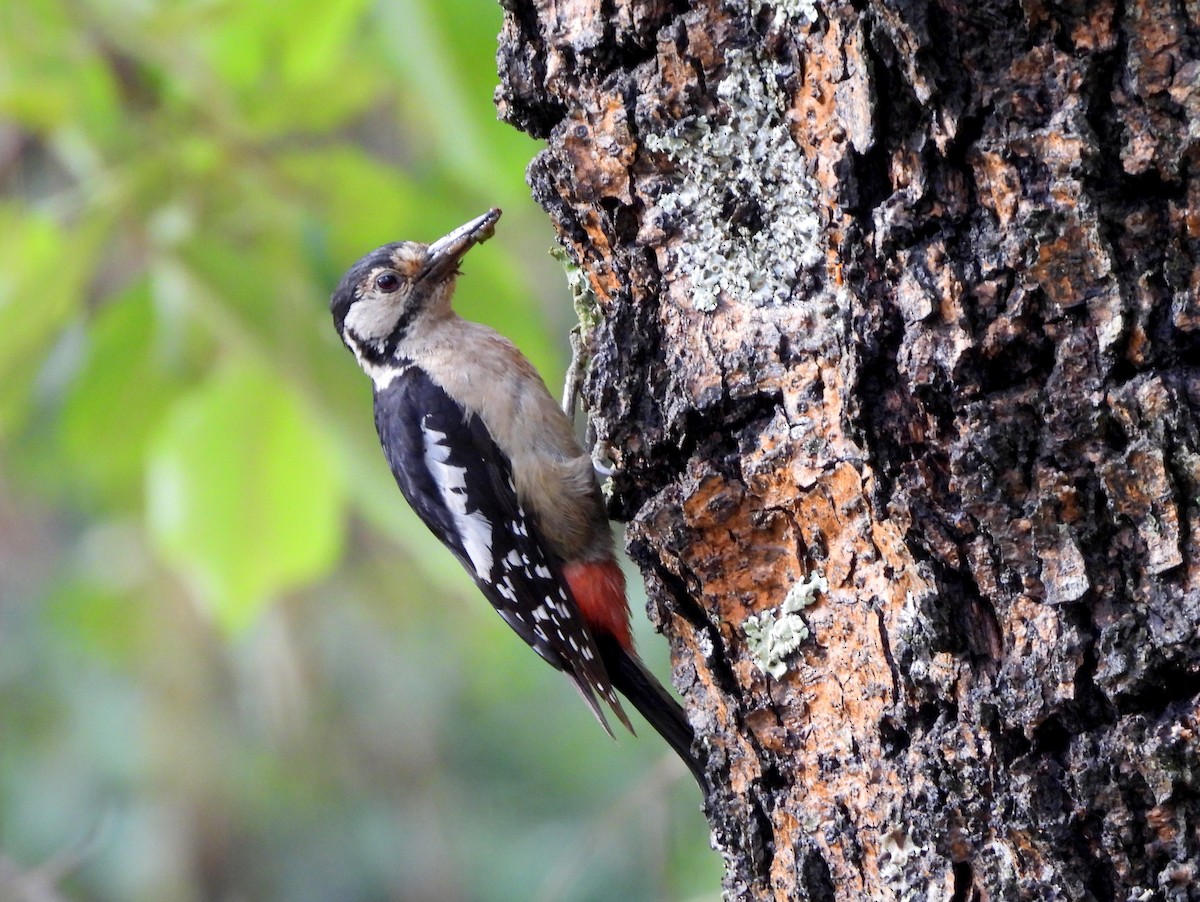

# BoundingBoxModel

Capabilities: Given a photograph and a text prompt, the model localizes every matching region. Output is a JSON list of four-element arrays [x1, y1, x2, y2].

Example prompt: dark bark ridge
[[497, 1, 1200, 898]]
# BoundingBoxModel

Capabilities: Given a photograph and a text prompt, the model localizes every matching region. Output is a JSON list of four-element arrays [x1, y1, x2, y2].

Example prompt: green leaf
[[190, 1, 378, 135], [60, 282, 183, 506], [278, 0, 372, 87], [0, 2, 120, 136], [277, 147, 428, 264], [146, 358, 344, 633], [0, 207, 90, 436], [374, 0, 524, 198]]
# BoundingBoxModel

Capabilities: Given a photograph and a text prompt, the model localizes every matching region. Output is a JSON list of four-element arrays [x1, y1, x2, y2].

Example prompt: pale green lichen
[[754, 0, 818, 24], [550, 244, 600, 331], [643, 48, 823, 312], [744, 572, 827, 678], [551, 244, 603, 416], [879, 827, 924, 896]]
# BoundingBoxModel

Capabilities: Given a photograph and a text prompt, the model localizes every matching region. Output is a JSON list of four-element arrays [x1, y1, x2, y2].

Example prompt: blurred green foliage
[[0, 1, 719, 899]]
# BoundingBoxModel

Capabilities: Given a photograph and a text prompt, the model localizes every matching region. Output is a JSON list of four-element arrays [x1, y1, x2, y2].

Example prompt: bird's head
[[331, 207, 500, 364]]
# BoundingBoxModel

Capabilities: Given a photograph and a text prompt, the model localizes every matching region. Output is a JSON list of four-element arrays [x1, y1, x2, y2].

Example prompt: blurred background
[[0, 1, 719, 899]]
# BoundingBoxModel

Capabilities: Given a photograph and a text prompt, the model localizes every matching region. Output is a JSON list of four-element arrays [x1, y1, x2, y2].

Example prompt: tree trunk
[[495, 1, 1200, 898]]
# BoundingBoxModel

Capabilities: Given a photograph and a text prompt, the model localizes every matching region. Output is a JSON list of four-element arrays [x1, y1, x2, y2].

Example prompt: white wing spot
[[496, 577, 517, 602], [422, 421, 493, 579], [534, 564, 551, 579]]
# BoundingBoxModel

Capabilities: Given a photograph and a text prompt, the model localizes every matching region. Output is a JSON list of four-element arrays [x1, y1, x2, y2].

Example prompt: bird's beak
[[421, 208, 502, 282]]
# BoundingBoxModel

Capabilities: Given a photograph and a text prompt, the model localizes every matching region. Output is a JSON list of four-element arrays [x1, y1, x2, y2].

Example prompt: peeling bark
[[496, 1, 1200, 898]]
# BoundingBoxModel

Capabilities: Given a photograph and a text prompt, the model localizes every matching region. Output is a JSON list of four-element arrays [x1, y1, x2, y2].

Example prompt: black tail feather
[[596, 634, 709, 793]]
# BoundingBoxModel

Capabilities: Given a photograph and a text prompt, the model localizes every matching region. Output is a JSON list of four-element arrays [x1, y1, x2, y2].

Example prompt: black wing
[[372, 366, 631, 734]]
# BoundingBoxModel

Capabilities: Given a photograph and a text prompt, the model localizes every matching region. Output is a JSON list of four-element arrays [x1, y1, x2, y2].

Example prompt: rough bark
[[495, 1, 1200, 898]]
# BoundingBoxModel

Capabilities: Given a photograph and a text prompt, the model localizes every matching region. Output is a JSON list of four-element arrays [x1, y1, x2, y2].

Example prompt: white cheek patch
[[421, 421, 494, 579], [345, 292, 404, 342]]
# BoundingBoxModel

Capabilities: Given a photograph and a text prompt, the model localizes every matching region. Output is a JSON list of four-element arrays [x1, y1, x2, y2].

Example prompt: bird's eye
[[375, 272, 400, 293]]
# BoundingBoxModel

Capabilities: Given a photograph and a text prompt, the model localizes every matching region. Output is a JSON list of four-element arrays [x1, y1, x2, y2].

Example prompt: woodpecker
[[330, 208, 705, 789]]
